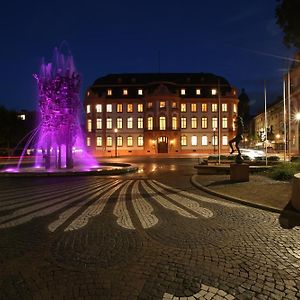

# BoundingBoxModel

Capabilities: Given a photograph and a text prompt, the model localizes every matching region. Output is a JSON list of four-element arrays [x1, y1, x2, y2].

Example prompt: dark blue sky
[[0, 0, 295, 114]]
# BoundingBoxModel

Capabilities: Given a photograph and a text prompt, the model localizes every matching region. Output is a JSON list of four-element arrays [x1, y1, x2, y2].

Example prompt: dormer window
[[181, 89, 186, 95], [211, 89, 217, 95], [123, 89, 128, 95], [196, 89, 201, 95], [107, 89, 112, 96], [138, 89, 143, 95]]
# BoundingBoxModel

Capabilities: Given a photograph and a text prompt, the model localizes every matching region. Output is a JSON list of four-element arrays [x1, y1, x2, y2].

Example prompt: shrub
[[268, 156, 280, 161], [270, 162, 300, 180], [291, 156, 300, 163]]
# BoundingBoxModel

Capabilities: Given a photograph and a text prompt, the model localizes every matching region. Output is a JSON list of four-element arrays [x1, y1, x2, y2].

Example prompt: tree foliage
[[276, 0, 300, 48]]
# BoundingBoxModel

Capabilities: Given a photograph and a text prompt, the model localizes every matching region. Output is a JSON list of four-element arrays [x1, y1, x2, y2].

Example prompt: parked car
[[240, 148, 265, 161]]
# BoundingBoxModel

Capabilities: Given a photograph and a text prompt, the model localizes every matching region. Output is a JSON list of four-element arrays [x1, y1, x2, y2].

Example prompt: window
[[212, 117, 218, 128], [127, 104, 133, 112], [107, 118, 112, 129], [137, 117, 143, 129], [96, 136, 102, 147], [159, 101, 166, 108], [123, 89, 128, 95], [172, 102, 177, 109], [201, 117, 208, 129], [117, 104, 123, 113], [87, 137, 91, 146], [191, 117, 197, 129], [86, 105, 91, 113], [222, 136, 228, 146], [117, 136, 123, 147], [181, 135, 187, 146], [106, 104, 112, 112], [233, 119, 236, 131], [181, 103, 186, 112], [172, 116, 177, 130], [137, 136, 143, 146], [196, 89, 201, 95], [138, 89, 143, 95], [233, 104, 237, 113], [96, 118, 102, 130], [137, 104, 143, 112], [222, 103, 227, 112], [107, 89, 112, 96], [147, 102, 153, 109], [147, 116, 153, 130], [201, 103, 207, 112], [222, 117, 228, 129], [159, 116, 166, 130], [107, 136, 112, 147], [212, 135, 218, 146], [181, 89, 186, 95], [127, 136, 133, 147], [202, 136, 208, 146], [127, 117, 133, 129], [117, 117, 123, 129], [96, 104, 102, 112], [212, 89, 217, 95], [87, 119, 92, 132], [212, 103, 218, 112], [181, 117, 187, 129], [191, 103, 197, 112], [191, 135, 197, 146]]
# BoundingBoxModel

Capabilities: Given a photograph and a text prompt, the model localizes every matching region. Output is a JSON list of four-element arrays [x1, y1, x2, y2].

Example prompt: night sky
[[0, 0, 295, 114]]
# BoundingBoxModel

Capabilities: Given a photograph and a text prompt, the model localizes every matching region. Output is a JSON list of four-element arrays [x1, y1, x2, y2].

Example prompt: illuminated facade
[[84, 73, 239, 156]]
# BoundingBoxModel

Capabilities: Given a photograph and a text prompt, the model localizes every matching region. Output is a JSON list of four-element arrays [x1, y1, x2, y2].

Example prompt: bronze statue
[[229, 116, 244, 157]]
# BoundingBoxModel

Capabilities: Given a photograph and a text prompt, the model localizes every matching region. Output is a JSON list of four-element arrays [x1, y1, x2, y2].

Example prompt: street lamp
[[114, 128, 118, 158], [296, 113, 300, 155], [213, 128, 216, 154]]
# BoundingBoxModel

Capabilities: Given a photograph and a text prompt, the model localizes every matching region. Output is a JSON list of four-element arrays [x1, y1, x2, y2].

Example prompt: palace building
[[84, 73, 239, 156]]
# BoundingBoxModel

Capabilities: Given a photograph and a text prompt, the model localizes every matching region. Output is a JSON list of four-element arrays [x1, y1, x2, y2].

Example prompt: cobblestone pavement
[[0, 159, 300, 299]]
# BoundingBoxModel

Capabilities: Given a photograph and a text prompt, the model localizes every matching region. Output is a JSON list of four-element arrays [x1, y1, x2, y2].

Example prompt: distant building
[[84, 73, 239, 156]]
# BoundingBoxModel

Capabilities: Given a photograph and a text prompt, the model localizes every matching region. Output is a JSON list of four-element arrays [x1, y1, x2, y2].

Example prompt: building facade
[[84, 73, 239, 156]]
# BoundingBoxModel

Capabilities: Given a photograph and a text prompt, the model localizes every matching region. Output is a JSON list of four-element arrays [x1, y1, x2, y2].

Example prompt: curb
[[190, 175, 300, 217]]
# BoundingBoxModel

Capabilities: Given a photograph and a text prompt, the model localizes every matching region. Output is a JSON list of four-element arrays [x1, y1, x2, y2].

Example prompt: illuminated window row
[[180, 88, 218, 96], [86, 103, 144, 113], [180, 103, 227, 112], [106, 89, 143, 96], [180, 117, 228, 129], [180, 135, 228, 146], [88, 136, 144, 147]]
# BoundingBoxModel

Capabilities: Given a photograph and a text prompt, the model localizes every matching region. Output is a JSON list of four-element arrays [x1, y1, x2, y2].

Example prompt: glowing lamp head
[[296, 112, 300, 121], [114, 128, 118, 133]]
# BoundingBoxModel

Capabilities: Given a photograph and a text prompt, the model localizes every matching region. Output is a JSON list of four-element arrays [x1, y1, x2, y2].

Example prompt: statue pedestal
[[230, 163, 249, 182], [291, 173, 300, 212]]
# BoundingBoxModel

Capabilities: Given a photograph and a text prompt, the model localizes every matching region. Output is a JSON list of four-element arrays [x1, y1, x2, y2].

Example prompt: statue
[[229, 116, 244, 163]]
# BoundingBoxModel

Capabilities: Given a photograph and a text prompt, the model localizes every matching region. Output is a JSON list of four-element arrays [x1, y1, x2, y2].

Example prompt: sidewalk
[[191, 173, 293, 213]]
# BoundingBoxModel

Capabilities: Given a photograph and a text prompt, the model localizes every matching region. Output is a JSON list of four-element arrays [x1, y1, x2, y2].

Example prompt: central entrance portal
[[157, 136, 168, 153]]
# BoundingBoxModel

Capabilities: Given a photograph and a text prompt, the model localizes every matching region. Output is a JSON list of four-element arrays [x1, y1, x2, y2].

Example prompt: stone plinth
[[291, 173, 300, 212], [230, 163, 249, 182]]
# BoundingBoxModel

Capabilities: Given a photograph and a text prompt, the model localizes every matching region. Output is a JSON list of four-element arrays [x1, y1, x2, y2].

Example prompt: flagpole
[[218, 79, 221, 165], [288, 71, 291, 161], [264, 81, 268, 166], [283, 78, 287, 162]]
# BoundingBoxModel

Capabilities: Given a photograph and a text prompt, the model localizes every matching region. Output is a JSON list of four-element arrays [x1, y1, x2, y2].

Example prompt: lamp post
[[296, 113, 300, 155], [213, 128, 216, 154], [114, 128, 118, 158]]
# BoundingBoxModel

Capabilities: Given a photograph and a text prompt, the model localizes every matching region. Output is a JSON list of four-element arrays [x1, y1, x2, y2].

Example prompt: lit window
[[202, 136, 208, 146], [106, 104, 112, 112], [117, 136, 123, 147], [86, 105, 91, 113], [172, 102, 177, 108], [181, 103, 186, 112], [201, 117, 207, 129], [222, 136, 228, 145], [233, 104, 237, 113], [196, 89, 201, 95], [96, 136, 102, 147], [127, 104, 133, 112], [123, 89, 128, 95], [181, 117, 187, 129], [181, 135, 187, 146], [19, 114, 26, 120], [138, 117, 143, 129], [96, 104, 102, 112], [117, 104, 123, 113], [138, 89, 143, 95], [222, 103, 227, 112], [191, 117, 197, 129], [222, 117, 228, 129], [191, 135, 197, 146], [147, 102, 153, 109], [201, 103, 207, 112], [137, 104, 143, 112], [159, 116, 166, 130], [212, 133, 218, 145], [127, 136, 133, 147], [137, 136, 144, 146], [127, 117, 133, 129], [191, 103, 197, 112], [233, 119, 236, 131], [107, 136, 112, 147], [212, 117, 218, 128], [87, 137, 91, 146], [147, 116, 153, 130], [107, 89, 112, 96], [172, 116, 177, 130], [160, 101, 166, 108], [107, 118, 112, 129], [117, 117, 123, 129], [96, 118, 102, 130], [212, 89, 217, 95], [212, 103, 218, 112], [181, 89, 186, 95], [87, 119, 92, 132]]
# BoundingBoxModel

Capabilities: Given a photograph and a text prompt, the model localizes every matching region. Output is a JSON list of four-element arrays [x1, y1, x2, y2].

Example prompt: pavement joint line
[[190, 174, 300, 218]]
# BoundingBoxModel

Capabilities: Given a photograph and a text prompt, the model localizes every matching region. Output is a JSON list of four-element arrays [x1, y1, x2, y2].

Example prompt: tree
[[276, 0, 300, 48]]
